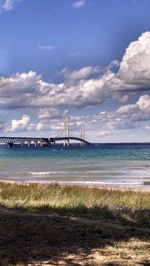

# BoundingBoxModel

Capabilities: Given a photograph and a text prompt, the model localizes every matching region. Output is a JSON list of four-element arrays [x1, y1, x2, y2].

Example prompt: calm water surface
[[0, 143, 150, 189]]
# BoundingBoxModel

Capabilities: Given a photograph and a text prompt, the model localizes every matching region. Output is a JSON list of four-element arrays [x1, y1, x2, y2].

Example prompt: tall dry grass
[[0, 182, 149, 211]]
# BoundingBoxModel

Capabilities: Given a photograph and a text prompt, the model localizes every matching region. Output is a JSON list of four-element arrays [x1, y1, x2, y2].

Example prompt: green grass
[[0, 182, 149, 211]]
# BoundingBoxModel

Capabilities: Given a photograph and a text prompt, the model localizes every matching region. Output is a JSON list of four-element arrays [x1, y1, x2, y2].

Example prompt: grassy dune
[[0, 182, 150, 265]]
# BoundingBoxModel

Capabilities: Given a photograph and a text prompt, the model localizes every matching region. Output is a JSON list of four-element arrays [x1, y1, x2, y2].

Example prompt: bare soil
[[0, 205, 150, 266]]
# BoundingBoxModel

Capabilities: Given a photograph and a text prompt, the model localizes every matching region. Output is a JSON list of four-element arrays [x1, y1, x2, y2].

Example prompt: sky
[[0, 0, 150, 142]]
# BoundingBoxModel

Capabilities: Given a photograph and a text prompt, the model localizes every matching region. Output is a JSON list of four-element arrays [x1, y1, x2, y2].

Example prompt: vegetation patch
[[0, 182, 150, 265]]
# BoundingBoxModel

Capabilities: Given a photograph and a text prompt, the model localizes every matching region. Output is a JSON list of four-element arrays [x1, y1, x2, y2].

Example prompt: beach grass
[[0, 182, 150, 265], [0, 182, 150, 210]]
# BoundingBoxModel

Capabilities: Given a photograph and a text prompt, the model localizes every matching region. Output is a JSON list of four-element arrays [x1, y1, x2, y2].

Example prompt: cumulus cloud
[[72, 0, 86, 8], [117, 94, 150, 122], [119, 32, 150, 87], [36, 121, 49, 131], [0, 0, 22, 11], [89, 94, 150, 136], [33, 93, 150, 138], [0, 70, 108, 108], [1, 95, 150, 138], [0, 71, 41, 108], [1, 31, 150, 127], [2, 31, 150, 139], [0, 71, 40, 96], [37, 107, 65, 120], [61, 66, 101, 80], [6, 115, 30, 132], [0, 32, 150, 110]]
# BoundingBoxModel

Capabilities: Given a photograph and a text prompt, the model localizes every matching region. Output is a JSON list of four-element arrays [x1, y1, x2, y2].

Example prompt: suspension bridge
[[0, 117, 92, 147]]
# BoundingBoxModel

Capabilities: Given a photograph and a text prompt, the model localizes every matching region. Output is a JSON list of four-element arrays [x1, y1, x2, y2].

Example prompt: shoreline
[[0, 179, 150, 192]]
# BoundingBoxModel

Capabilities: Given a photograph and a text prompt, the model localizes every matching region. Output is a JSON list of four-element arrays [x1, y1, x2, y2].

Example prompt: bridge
[[0, 117, 92, 147], [0, 136, 92, 147]]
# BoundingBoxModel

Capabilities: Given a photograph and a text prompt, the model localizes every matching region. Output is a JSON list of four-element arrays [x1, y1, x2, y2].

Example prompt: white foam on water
[[25, 179, 143, 186], [28, 171, 70, 177], [28, 172, 51, 176]]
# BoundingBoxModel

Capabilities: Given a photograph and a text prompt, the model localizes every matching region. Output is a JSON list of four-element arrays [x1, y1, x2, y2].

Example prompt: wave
[[25, 180, 143, 186], [28, 172, 51, 176]]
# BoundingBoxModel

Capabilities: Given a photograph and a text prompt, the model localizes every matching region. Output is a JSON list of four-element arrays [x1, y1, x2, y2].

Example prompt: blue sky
[[1, 0, 150, 142]]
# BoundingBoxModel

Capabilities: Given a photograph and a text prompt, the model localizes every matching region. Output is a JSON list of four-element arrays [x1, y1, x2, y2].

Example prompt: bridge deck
[[0, 136, 92, 146]]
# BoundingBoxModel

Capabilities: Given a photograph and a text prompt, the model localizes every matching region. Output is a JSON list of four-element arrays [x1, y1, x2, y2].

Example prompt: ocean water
[[0, 143, 150, 189]]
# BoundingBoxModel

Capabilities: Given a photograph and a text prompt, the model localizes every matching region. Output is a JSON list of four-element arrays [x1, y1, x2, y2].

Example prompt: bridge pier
[[48, 139, 52, 146], [49, 138, 55, 145], [63, 139, 70, 147], [34, 140, 38, 147], [27, 141, 31, 147], [21, 140, 25, 147], [80, 141, 85, 146], [63, 136, 70, 146], [7, 142, 14, 148], [40, 139, 49, 147]]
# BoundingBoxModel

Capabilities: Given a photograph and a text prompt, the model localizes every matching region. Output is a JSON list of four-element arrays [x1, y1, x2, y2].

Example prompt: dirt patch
[[0, 206, 149, 266]]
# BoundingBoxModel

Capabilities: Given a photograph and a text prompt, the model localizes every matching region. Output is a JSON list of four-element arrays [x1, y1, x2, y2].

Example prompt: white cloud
[[1, 94, 150, 139], [0, 0, 22, 11], [97, 130, 115, 137], [35, 115, 84, 135], [0, 122, 4, 131], [118, 32, 150, 89], [36, 122, 48, 131], [36, 119, 64, 132], [0, 71, 41, 108], [72, 0, 86, 8], [117, 94, 150, 122], [91, 94, 150, 135], [1, 32, 150, 117], [61, 66, 101, 80], [0, 71, 40, 96], [137, 94, 150, 110], [6, 114, 30, 132], [0, 69, 108, 108], [37, 107, 65, 120]]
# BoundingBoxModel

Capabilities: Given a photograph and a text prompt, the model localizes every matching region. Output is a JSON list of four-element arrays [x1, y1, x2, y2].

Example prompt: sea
[[0, 143, 150, 190]]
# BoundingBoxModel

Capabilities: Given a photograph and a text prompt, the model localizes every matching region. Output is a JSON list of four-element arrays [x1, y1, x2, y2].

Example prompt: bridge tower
[[80, 124, 85, 146], [64, 116, 70, 146]]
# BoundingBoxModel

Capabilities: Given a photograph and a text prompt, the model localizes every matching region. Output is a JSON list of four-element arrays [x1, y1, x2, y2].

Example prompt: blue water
[[0, 143, 150, 189]]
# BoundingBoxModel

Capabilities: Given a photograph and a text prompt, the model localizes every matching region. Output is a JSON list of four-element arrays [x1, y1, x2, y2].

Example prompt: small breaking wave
[[28, 172, 51, 176]]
